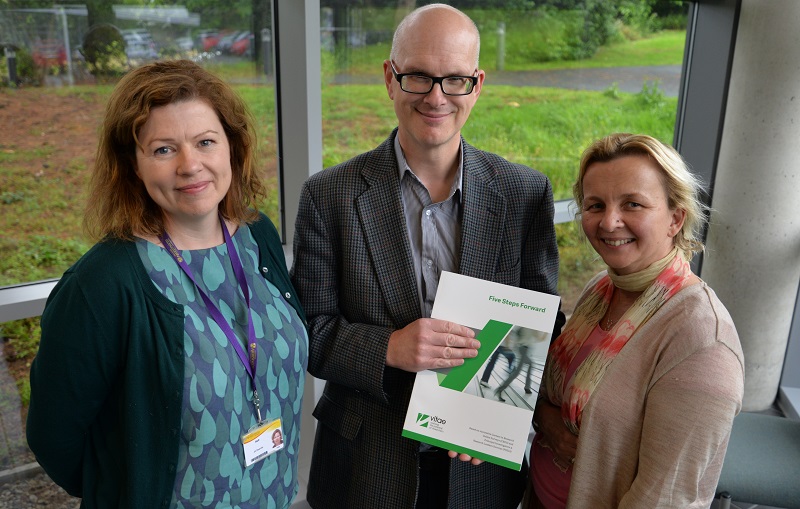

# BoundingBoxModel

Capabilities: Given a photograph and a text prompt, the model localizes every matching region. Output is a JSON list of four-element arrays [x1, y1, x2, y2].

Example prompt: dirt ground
[[0, 86, 103, 178], [1, 87, 104, 386]]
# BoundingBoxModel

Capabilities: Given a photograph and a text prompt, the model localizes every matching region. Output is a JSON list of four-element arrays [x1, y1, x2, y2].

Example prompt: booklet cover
[[401, 271, 560, 470]]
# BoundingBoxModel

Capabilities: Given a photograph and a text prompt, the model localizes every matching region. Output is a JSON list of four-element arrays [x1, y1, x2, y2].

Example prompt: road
[[332, 65, 682, 97]]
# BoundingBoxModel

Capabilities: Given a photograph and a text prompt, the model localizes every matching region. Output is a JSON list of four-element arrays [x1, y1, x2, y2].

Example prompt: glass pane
[[319, 0, 689, 316], [0, 2, 279, 493], [1, 2, 278, 290]]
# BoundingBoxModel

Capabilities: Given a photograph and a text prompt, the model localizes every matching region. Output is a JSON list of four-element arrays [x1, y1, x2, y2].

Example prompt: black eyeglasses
[[390, 62, 478, 96]]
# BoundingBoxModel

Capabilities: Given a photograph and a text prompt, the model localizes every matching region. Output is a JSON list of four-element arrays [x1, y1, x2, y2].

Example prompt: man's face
[[384, 20, 484, 156]]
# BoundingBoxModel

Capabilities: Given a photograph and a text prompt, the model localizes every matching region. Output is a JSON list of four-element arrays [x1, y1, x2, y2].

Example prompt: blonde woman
[[530, 133, 744, 508]]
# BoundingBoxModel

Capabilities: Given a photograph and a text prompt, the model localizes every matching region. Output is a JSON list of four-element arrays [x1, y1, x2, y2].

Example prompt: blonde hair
[[84, 59, 265, 241], [574, 133, 707, 256]]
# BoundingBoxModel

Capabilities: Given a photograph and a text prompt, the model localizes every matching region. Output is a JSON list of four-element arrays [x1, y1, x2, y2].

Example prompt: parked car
[[215, 30, 242, 54], [230, 31, 253, 57], [120, 29, 158, 61], [197, 30, 220, 52]]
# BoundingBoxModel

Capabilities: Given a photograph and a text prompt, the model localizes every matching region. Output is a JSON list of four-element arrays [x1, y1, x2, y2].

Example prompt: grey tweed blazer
[[291, 130, 564, 509]]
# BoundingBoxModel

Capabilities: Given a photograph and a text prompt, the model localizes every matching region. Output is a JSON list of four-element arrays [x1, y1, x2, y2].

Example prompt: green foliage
[[0, 236, 90, 286], [636, 79, 667, 108], [0, 191, 26, 204], [80, 23, 127, 79], [1, 317, 41, 363], [618, 0, 659, 37], [656, 12, 688, 30], [320, 47, 338, 85], [577, 1, 620, 58], [603, 82, 622, 99], [322, 83, 677, 202], [554, 221, 606, 309], [1, 316, 38, 407], [332, 8, 685, 73], [183, 0, 256, 31], [472, 7, 601, 65], [16, 378, 31, 408], [0, 48, 40, 87]]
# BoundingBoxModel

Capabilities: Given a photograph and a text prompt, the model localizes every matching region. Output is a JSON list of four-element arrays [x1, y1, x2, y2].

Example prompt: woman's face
[[580, 155, 685, 275], [135, 99, 232, 231]]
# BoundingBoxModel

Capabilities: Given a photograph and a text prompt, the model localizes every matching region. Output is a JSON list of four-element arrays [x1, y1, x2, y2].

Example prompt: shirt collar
[[394, 134, 464, 203]]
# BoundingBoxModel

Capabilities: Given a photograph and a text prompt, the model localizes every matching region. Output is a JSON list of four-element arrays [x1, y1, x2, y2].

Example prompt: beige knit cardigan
[[548, 275, 745, 509]]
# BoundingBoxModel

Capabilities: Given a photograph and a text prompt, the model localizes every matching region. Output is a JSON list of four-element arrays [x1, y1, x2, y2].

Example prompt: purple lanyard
[[158, 214, 264, 422]]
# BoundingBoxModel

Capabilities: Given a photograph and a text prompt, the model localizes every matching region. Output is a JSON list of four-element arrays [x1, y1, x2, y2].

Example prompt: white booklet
[[402, 271, 560, 470]]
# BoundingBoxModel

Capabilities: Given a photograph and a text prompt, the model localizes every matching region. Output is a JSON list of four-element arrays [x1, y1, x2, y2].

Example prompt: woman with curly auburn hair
[[27, 60, 308, 508]]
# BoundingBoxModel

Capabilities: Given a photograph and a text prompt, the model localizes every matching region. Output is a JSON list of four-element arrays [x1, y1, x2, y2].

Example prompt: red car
[[199, 31, 220, 52], [230, 31, 253, 56]]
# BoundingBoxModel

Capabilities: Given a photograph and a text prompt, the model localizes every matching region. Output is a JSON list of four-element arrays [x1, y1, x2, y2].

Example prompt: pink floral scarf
[[542, 248, 694, 435]]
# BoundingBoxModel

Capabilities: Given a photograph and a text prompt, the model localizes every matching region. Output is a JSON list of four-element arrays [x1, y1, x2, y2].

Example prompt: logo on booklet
[[416, 412, 446, 431]]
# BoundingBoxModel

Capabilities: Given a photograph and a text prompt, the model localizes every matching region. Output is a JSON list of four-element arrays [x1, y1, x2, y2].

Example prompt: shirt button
[[261, 267, 269, 274], [285, 292, 291, 299], [426, 260, 433, 268], [425, 209, 432, 217]]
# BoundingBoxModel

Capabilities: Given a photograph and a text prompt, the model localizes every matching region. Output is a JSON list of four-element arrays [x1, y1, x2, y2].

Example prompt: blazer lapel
[[459, 144, 506, 282], [356, 135, 421, 327]]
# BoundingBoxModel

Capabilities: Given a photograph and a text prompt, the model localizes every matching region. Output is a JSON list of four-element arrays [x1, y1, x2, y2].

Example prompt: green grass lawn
[[336, 19, 685, 75], [321, 82, 677, 200], [0, 22, 684, 401]]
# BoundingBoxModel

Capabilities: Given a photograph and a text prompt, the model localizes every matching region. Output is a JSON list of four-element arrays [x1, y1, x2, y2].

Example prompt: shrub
[[80, 23, 127, 80], [0, 48, 41, 87], [1, 317, 41, 363], [636, 79, 666, 108]]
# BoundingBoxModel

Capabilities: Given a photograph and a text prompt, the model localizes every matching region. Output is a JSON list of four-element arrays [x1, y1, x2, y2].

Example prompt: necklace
[[601, 313, 617, 331], [601, 289, 620, 331]]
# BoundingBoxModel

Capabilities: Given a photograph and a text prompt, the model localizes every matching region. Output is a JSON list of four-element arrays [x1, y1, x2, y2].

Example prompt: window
[[0, 0, 280, 475], [0, 2, 279, 289], [319, 1, 689, 314]]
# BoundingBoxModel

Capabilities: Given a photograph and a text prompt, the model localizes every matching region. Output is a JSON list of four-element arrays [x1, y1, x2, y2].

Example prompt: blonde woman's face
[[580, 155, 686, 275]]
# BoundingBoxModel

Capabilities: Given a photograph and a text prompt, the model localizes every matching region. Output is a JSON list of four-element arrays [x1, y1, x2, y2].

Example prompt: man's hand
[[447, 450, 483, 465], [386, 318, 480, 372]]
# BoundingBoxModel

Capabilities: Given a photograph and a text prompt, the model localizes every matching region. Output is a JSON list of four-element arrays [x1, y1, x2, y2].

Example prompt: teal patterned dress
[[136, 225, 308, 509]]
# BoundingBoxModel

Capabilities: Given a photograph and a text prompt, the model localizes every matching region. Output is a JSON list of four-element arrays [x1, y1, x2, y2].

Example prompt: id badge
[[241, 418, 284, 467]]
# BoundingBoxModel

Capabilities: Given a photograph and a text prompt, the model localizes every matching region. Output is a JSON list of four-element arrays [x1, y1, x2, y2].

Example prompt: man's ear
[[383, 60, 395, 100]]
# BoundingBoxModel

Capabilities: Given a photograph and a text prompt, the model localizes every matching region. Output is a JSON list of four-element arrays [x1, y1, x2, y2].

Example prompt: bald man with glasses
[[291, 4, 565, 508]]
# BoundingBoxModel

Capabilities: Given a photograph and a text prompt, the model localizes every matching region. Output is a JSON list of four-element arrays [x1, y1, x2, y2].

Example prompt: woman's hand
[[535, 399, 578, 465]]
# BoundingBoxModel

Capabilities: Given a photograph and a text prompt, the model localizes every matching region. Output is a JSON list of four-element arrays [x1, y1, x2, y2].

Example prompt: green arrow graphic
[[438, 319, 513, 391]]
